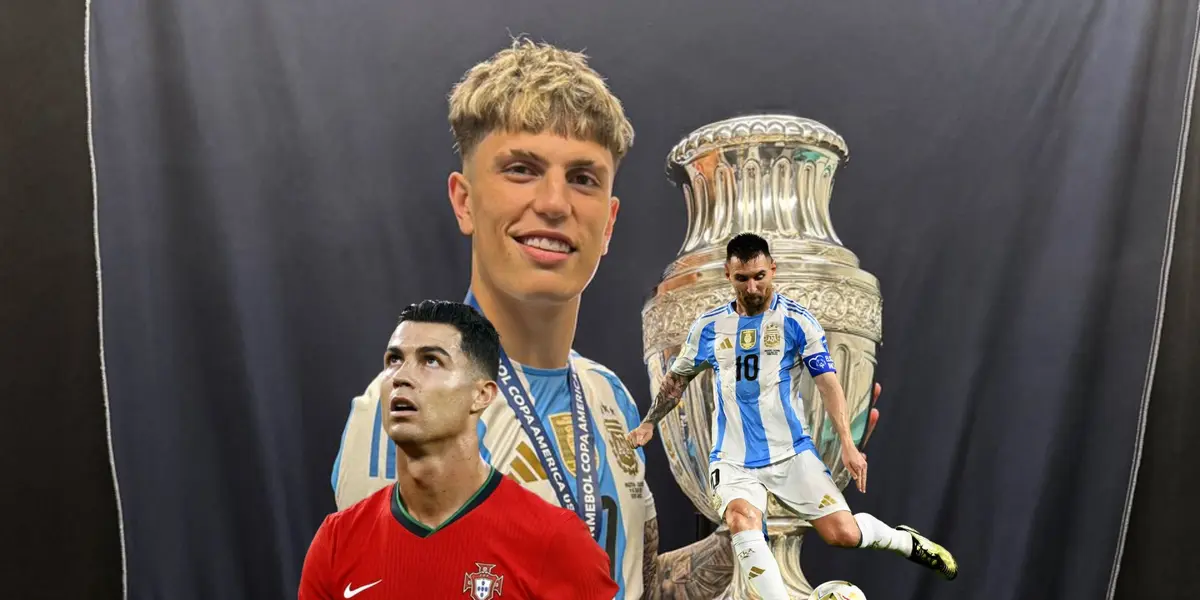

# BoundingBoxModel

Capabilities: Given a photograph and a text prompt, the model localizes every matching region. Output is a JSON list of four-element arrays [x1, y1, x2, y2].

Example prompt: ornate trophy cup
[[641, 115, 883, 599]]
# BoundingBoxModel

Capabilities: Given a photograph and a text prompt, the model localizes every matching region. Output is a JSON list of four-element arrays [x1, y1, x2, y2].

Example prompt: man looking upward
[[628, 233, 957, 600], [302, 300, 617, 599]]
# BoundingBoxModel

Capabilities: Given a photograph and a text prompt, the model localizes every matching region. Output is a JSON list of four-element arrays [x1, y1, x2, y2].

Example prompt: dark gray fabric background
[[88, 1, 1198, 599], [1113, 42, 1200, 599], [2, 1, 124, 598]]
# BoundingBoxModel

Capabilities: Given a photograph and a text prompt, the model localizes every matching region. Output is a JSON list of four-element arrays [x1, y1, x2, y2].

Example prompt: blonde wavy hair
[[448, 37, 635, 163]]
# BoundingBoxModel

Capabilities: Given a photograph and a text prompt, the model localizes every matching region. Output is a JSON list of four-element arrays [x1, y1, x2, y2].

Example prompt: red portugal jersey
[[299, 467, 618, 600]]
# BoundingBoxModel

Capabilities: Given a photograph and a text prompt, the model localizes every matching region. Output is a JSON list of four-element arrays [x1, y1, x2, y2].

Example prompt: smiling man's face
[[448, 130, 621, 304]]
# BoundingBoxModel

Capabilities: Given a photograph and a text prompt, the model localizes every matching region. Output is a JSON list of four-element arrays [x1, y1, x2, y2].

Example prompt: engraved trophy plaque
[[641, 115, 882, 599]]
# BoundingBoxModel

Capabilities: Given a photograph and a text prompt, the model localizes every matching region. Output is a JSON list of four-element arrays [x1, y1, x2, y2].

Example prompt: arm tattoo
[[652, 529, 735, 599], [643, 371, 693, 425], [642, 518, 660, 599]]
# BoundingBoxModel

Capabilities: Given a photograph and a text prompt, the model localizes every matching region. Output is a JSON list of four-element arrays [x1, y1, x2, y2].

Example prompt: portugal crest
[[463, 563, 504, 600]]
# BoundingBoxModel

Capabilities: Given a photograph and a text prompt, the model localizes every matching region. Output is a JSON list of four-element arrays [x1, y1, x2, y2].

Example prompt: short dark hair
[[726, 233, 771, 263], [397, 300, 501, 380]]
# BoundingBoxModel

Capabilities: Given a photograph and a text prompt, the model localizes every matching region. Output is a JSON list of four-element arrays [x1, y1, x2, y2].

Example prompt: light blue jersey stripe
[[385, 432, 397, 478], [712, 365, 728, 460], [779, 317, 808, 452], [369, 397, 382, 478], [477, 420, 491, 464], [736, 313, 769, 466], [694, 321, 717, 371], [694, 320, 728, 459]]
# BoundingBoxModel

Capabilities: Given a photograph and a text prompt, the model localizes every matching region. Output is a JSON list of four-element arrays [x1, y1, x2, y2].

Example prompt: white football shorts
[[709, 449, 849, 521]]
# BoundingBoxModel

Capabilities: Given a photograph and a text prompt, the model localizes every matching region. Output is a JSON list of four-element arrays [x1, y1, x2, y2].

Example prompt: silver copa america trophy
[[641, 115, 883, 599]]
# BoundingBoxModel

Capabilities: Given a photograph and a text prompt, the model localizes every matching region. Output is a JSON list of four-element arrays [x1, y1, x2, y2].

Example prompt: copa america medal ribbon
[[464, 290, 601, 540]]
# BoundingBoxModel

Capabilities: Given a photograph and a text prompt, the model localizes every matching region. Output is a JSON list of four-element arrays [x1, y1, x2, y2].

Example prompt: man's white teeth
[[520, 236, 571, 253]]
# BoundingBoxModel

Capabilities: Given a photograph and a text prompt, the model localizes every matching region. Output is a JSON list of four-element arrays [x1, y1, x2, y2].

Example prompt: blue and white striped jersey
[[670, 293, 837, 469]]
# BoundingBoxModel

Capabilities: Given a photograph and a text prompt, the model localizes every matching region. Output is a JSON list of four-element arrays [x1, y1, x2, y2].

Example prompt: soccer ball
[[808, 580, 867, 600]]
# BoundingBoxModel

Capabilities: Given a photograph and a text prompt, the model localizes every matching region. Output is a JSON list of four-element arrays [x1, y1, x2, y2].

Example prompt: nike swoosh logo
[[344, 580, 381, 598]]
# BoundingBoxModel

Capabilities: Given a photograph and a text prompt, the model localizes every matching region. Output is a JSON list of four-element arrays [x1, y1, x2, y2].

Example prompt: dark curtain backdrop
[[88, 1, 1198, 599], [1114, 44, 1200, 599], [1, 0, 124, 598]]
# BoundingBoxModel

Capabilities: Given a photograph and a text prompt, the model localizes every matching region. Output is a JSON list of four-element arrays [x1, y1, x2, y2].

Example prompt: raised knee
[[827, 521, 862, 548], [723, 500, 762, 534]]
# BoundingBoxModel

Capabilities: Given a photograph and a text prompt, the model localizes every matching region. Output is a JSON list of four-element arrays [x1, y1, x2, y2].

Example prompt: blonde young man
[[331, 39, 750, 599]]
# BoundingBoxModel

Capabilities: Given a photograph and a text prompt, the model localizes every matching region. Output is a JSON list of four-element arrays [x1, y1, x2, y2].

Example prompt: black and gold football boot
[[898, 525, 958, 580]]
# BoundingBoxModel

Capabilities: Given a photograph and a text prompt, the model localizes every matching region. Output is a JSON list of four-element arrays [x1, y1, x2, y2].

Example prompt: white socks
[[731, 530, 789, 600], [854, 512, 913, 556], [729, 515, 912, 599]]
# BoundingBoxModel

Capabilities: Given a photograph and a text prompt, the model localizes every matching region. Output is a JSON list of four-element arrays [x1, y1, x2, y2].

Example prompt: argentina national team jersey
[[670, 293, 838, 469], [331, 350, 654, 600]]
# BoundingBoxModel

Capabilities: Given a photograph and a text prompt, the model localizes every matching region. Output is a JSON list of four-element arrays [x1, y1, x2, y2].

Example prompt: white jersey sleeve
[[792, 307, 837, 377], [330, 368, 394, 511], [669, 309, 722, 378]]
